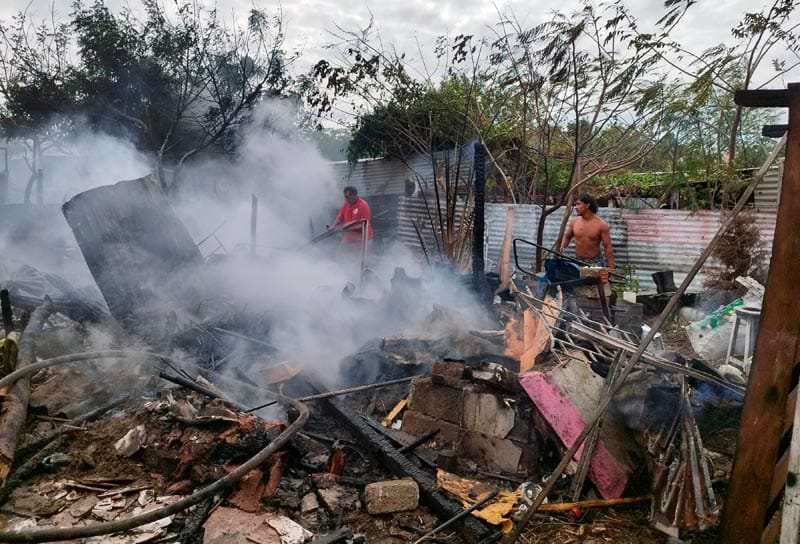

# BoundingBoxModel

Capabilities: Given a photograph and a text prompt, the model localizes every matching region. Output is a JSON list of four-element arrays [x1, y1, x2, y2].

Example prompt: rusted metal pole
[[472, 140, 487, 297], [250, 194, 258, 256], [244, 375, 420, 413]]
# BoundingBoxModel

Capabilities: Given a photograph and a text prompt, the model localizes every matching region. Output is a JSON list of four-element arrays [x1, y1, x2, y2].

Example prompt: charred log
[[0, 298, 53, 486]]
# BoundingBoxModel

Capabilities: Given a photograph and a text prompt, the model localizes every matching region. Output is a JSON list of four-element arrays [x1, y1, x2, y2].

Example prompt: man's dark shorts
[[581, 254, 607, 267]]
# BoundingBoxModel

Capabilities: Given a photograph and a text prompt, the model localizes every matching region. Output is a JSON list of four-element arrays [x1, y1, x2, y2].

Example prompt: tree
[[0, 8, 76, 203], [631, 0, 799, 164], [306, 3, 693, 270], [0, 0, 298, 194], [487, 2, 685, 269]]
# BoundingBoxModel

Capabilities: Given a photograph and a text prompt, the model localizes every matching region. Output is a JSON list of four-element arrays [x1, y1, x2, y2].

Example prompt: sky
[[1, 0, 797, 89]]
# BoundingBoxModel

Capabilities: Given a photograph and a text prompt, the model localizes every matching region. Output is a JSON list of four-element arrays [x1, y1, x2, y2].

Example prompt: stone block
[[364, 479, 420, 514], [401, 410, 461, 449], [407, 377, 463, 424], [462, 391, 516, 438], [459, 431, 538, 475]]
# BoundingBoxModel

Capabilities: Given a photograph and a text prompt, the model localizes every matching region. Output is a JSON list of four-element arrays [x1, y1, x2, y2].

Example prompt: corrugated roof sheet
[[754, 160, 783, 214]]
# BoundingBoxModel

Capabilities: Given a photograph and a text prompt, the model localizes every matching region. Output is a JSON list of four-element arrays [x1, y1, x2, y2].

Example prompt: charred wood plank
[[309, 379, 491, 542], [360, 415, 436, 469], [0, 290, 14, 333], [62, 176, 203, 343]]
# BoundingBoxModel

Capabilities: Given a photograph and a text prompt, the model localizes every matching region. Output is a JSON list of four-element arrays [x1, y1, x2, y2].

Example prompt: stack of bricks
[[400, 361, 538, 475]]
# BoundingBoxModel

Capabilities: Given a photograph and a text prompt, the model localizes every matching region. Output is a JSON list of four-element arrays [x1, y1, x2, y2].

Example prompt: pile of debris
[[0, 177, 746, 543]]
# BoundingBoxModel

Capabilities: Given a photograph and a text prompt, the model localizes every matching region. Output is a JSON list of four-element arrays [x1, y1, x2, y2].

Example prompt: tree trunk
[[727, 104, 742, 165]]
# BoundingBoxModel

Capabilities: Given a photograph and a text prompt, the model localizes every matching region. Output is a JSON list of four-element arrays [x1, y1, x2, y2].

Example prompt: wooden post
[[721, 83, 800, 543], [250, 194, 258, 256]]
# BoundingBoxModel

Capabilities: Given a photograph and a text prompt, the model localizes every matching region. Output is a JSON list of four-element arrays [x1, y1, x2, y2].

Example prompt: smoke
[[170, 99, 495, 389], [2, 98, 494, 408], [0, 129, 152, 289]]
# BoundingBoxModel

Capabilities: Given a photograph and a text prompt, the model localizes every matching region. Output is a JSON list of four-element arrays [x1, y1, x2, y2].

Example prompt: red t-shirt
[[335, 197, 374, 243]]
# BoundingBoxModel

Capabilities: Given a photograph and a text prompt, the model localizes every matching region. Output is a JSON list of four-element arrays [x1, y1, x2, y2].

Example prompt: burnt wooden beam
[[62, 176, 204, 344], [308, 378, 491, 542], [763, 124, 789, 138], [0, 298, 53, 486], [735, 88, 791, 108], [721, 83, 800, 543]]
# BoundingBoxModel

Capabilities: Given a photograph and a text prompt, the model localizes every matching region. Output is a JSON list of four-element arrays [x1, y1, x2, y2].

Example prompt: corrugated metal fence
[[396, 200, 777, 292]]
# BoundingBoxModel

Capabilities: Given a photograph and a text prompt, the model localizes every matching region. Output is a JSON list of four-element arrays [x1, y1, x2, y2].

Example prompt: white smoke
[[170, 99, 495, 386]]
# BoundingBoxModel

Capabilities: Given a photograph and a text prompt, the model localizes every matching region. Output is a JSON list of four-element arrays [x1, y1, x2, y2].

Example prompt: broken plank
[[381, 398, 407, 427]]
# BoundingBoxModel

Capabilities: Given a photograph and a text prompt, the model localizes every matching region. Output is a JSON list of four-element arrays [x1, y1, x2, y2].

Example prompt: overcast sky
[[1, 0, 797, 87]]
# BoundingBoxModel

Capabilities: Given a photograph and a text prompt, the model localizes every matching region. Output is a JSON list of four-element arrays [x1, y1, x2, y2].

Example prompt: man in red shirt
[[329, 185, 374, 245]]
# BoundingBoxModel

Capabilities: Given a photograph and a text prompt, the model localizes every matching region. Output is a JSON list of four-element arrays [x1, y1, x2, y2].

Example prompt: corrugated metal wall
[[331, 150, 476, 199], [396, 202, 778, 292], [481, 204, 628, 274], [332, 158, 410, 196], [620, 209, 776, 291], [396, 196, 473, 262], [346, 154, 782, 293]]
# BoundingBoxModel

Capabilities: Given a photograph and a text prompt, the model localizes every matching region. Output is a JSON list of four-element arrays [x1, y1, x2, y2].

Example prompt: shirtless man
[[559, 194, 615, 270]]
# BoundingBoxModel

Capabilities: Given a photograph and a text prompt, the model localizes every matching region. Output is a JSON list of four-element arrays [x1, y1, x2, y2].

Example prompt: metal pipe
[[250, 194, 258, 256], [412, 489, 499, 544], [244, 375, 421, 413]]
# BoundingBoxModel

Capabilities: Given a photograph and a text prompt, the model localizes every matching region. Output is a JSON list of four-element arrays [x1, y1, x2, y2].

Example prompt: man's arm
[[329, 205, 345, 230], [600, 223, 615, 269], [559, 222, 574, 252]]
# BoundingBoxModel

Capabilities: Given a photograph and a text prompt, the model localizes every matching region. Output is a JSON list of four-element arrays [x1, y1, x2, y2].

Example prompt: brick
[[400, 410, 461, 449], [407, 377, 463, 424], [462, 391, 516, 438], [364, 479, 419, 514]]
